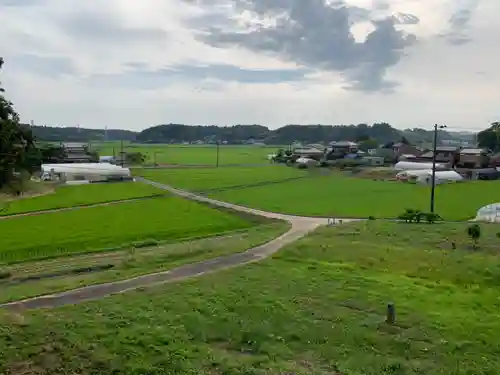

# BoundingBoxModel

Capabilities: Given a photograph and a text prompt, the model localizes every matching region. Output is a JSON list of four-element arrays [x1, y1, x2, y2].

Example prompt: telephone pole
[[216, 141, 220, 167], [430, 124, 447, 213], [120, 139, 124, 167]]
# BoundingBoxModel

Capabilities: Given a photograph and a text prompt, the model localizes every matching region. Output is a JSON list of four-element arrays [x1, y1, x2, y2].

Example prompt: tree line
[[133, 123, 475, 145], [30, 122, 477, 147]]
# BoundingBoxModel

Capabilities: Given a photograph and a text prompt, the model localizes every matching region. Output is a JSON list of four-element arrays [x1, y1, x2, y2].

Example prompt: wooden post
[[386, 302, 395, 324]]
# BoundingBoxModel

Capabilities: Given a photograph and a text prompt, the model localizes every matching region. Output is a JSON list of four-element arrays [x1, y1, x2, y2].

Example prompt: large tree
[[0, 57, 38, 191], [477, 122, 500, 151]]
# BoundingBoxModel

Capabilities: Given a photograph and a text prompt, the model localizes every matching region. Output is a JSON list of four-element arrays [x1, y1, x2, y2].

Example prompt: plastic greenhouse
[[41, 163, 131, 182], [474, 203, 500, 223], [394, 161, 447, 171]]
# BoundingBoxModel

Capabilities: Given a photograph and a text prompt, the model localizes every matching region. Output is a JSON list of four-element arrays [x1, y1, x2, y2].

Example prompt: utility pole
[[216, 141, 220, 167], [120, 139, 124, 167], [430, 124, 447, 213]]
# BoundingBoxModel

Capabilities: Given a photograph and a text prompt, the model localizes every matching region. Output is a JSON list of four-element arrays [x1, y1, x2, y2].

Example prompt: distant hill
[[135, 123, 476, 146], [28, 123, 477, 146], [30, 125, 138, 142]]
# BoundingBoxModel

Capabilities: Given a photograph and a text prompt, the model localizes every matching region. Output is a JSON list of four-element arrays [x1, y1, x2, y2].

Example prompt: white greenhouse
[[396, 169, 463, 185], [416, 170, 463, 185], [41, 163, 131, 183], [295, 157, 318, 167], [474, 203, 500, 223], [394, 161, 447, 171]]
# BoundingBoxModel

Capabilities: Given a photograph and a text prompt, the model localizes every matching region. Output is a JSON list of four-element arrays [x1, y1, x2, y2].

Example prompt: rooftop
[[329, 141, 358, 147]]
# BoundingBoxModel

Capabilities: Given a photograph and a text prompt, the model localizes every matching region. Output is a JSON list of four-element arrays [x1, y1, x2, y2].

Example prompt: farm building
[[41, 163, 131, 183]]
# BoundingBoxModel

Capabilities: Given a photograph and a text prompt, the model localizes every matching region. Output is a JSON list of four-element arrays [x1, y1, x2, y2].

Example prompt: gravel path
[[1, 179, 359, 311]]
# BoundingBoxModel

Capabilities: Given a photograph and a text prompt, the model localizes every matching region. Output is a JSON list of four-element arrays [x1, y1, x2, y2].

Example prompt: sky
[[0, 0, 498, 132]]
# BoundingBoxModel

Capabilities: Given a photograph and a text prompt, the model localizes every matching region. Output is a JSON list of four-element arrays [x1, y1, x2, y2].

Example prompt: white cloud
[[0, 0, 498, 131]]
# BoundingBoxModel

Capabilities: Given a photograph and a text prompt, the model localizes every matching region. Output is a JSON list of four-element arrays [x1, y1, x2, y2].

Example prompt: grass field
[[92, 142, 279, 166], [0, 196, 256, 264], [0, 182, 163, 216], [2, 221, 500, 374], [0, 222, 288, 304], [136, 165, 308, 191], [209, 173, 500, 220]]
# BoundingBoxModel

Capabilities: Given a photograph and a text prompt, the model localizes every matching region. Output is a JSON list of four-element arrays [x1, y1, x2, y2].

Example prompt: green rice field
[[0, 182, 163, 216], [3, 221, 500, 374], [136, 165, 308, 191], [137, 166, 500, 220], [0, 196, 254, 264], [210, 174, 500, 220], [92, 142, 278, 166]]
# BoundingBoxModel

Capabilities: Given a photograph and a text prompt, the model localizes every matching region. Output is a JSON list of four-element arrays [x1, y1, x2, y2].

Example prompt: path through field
[[1, 179, 360, 310], [0, 194, 166, 220]]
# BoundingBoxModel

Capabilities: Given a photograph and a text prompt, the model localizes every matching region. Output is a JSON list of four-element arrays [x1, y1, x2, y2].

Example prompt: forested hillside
[[28, 122, 477, 145]]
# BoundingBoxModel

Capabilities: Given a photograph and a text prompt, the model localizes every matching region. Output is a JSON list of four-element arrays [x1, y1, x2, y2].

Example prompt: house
[[390, 142, 421, 159], [293, 146, 325, 161], [361, 156, 385, 166], [457, 148, 490, 168], [489, 153, 500, 168], [306, 143, 326, 151], [417, 146, 460, 166], [61, 142, 95, 163], [329, 141, 359, 153]]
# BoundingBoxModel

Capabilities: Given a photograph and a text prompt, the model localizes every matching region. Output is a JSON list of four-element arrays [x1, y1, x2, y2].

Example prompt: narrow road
[[1, 179, 359, 311]]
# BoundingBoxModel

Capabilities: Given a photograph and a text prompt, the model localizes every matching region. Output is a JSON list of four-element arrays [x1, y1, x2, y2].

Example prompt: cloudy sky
[[0, 0, 498, 131]]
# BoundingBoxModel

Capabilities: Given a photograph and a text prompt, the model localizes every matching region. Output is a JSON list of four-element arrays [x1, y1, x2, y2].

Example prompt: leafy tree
[[0, 57, 38, 191], [400, 136, 411, 145], [358, 138, 379, 151], [125, 152, 146, 165], [467, 224, 481, 249], [477, 122, 500, 151]]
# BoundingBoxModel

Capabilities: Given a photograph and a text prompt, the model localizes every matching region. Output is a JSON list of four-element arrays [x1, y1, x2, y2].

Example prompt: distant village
[[273, 139, 500, 182]]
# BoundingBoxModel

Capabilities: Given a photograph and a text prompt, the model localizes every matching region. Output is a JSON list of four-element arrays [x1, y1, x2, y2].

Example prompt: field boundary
[[0, 194, 168, 220], [139, 163, 273, 169], [195, 175, 310, 194], [1, 180, 348, 310]]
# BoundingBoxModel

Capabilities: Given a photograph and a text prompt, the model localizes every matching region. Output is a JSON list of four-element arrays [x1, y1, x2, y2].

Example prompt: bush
[[467, 224, 481, 248], [398, 208, 442, 223]]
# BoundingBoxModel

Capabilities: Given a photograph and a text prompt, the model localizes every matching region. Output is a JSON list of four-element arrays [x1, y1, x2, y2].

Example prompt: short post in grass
[[386, 302, 396, 324]]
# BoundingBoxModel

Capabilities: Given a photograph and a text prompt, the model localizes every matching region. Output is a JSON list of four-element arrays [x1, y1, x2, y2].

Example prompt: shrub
[[467, 224, 481, 249], [398, 209, 441, 224]]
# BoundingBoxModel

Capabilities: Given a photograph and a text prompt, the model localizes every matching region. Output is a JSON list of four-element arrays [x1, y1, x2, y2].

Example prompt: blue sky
[[0, 0, 498, 131]]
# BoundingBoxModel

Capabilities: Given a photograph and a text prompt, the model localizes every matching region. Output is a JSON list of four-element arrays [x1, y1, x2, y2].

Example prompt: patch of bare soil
[[350, 167, 398, 181], [0, 182, 57, 203]]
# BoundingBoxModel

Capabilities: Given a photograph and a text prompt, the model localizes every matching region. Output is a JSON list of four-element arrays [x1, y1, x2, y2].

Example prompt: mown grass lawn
[[136, 165, 308, 191], [0, 182, 163, 216], [2, 221, 500, 374], [94, 142, 279, 165], [0, 196, 255, 264], [211, 173, 500, 220]]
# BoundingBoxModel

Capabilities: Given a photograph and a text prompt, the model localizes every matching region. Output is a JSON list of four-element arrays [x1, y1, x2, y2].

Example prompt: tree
[[358, 138, 379, 151], [400, 136, 411, 145], [467, 224, 481, 249], [0, 57, 38, 191], [477, 122, 500, 151]]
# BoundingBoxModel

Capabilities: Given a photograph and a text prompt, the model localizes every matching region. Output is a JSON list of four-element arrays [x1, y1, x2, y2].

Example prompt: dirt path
[[1, 179, 359, 311]]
